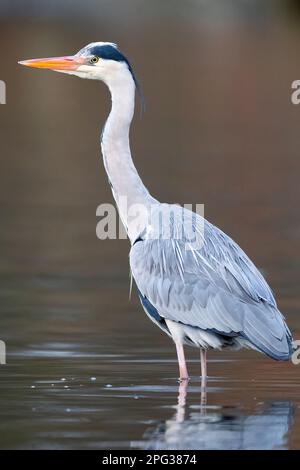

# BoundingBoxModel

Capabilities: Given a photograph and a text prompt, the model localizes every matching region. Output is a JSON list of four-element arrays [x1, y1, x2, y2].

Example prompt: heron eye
[[90, 56, 99, 64]]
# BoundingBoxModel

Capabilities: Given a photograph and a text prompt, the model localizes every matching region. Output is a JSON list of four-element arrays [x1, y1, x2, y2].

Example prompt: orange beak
[[18, 55, 85, 71]]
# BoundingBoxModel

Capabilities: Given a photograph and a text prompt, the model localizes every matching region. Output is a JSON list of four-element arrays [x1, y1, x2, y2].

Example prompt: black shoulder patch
[[133, 236, 143, 245]]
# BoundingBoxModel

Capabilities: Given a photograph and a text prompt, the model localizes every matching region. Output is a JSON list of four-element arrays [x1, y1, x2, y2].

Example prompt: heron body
[[19, 42, 293, 381]]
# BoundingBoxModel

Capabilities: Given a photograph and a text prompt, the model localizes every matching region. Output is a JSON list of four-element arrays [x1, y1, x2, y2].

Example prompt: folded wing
[[130, 204, 293, 360]]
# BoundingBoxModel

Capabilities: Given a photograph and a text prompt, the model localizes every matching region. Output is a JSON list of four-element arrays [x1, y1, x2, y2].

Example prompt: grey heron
[[19, 42, 293, 382]]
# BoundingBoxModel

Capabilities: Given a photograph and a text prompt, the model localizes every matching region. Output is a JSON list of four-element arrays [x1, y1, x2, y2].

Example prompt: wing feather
[[130, 204, 293, 360]]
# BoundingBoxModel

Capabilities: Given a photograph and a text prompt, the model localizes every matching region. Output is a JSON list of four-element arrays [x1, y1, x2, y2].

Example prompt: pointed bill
[[18, 55, 85, 71]]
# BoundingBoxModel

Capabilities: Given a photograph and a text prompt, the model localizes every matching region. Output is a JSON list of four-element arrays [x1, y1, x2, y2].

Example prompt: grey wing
[[130, 205, 293, 360]]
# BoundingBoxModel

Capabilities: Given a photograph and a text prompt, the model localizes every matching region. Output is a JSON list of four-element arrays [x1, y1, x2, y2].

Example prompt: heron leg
[[175, 342, 189, 381], [200, 348, 207, 380], [200, 349, 207, 407]]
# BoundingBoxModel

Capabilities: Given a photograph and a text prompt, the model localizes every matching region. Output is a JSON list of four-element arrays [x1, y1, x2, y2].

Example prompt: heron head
[[18, 42, 136, 86]]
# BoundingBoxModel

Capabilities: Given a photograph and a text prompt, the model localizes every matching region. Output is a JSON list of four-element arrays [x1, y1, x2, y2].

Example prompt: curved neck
[[101, 68, 156, 241]]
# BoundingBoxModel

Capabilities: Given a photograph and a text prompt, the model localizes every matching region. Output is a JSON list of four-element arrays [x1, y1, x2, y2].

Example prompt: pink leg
[[175, 342, 189, 381], [200, 349, 207, 407], [200, 349, 207, 384]]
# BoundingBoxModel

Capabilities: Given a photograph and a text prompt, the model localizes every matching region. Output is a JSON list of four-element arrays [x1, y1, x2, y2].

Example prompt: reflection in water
[[136, 382, 294, 450]]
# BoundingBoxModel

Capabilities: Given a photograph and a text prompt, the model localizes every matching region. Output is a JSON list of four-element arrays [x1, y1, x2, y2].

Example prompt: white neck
[[101, 67, 157, 242]]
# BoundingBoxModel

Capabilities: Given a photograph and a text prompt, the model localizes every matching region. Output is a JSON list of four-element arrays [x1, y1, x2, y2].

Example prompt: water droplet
[[105, 384, 112, 388], [61, 378, 66, 382], [66, 408, 71, 412], [134, 395, 139, 399], [30, 385, 35, 389], [64, 385, 69, 389], [90, 377, 97, 381]]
